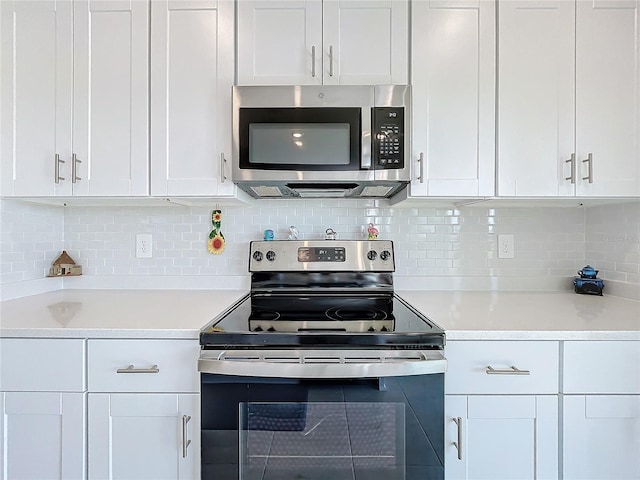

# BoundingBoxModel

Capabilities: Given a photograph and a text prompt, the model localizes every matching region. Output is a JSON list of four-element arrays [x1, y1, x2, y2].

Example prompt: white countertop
[[0, 289, 247, 339], [397, 291, 640, 340], [1, 289, 638, 341]]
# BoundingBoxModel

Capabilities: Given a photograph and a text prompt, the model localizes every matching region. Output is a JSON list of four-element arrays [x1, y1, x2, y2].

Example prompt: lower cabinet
[[445, 395, 558, 480], [0, 392, 85, 480], [563, 395, 640, 480], [86, 338, 201, 480], [88, 393, 200, 480], [444, 340, 560, 480], [0, 338, 86, 480], [562, 341, 640, 480]]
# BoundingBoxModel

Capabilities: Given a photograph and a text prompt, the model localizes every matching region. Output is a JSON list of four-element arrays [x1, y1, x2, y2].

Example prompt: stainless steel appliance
[[198, 240, 446, 480], [232, 85, 410, 199]]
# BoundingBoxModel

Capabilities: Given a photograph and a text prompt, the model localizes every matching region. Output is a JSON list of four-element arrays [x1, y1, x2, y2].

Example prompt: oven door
[[200, 350, 445, 480]]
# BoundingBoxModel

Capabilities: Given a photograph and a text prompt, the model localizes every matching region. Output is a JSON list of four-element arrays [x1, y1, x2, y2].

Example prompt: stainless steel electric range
[[198, 240, 446, 480]]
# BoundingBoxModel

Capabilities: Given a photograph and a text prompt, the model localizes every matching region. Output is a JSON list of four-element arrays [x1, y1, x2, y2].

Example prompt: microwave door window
[[249, 124, 350, 166]]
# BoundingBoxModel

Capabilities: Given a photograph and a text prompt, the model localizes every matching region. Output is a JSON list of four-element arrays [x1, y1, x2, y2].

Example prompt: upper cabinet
[[236, 0, 408, 85], [498, 0, 640, 197], [408, 0, 496, 198], [150, 0, 236, 197], [0, 0, 149, 197]]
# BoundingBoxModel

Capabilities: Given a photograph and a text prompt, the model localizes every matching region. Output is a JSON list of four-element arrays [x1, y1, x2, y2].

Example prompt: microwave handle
[[362, 108, 372, 169]]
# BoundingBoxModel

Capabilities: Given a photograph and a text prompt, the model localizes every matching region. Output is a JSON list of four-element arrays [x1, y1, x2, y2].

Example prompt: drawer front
[[563, 341, 640, 394], [0, 338, 85, 392], [445, 341, 559, 394], [88, 339, 199, 393]]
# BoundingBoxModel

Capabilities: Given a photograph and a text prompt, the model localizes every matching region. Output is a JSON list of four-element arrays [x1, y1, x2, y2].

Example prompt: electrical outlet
[[498, 234, 515, 259], [136, 234, 152, 258]]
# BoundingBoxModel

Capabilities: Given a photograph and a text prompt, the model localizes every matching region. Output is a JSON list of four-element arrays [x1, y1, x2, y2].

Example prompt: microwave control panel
[[372, 107, 404, 169]]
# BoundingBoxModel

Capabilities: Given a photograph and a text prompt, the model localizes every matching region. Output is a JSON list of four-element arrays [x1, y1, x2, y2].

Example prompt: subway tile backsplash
[[1, 199, 638, 292]]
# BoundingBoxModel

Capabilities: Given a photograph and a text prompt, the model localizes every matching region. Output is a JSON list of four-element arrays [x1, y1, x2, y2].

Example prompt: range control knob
[[367, 250, 378, 261], [380, 250, 392, 261], [266, 250, 277, 262], [252, 251, 263, 262]]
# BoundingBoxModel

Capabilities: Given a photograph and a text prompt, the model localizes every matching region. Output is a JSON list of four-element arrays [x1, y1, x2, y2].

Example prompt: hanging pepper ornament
[[207, 209, 226, 254]]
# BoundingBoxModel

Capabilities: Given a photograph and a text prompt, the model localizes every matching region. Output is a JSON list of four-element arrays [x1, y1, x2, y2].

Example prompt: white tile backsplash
[[1, 199, 639, 296], [0, 200, 64, 284]]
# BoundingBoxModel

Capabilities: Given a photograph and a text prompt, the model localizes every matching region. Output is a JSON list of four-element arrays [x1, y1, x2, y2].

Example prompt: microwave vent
[[361, 185, 395, 197], [250, 186, 284, 197]]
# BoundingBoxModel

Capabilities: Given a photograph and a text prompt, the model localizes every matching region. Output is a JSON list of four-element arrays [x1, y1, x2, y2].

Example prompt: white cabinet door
[[88, 393, 200, 480], [0, 0, 73, 196], [322, 0, 408, 85], [497, 0, 576, 197], [575, 0, 640, 196], [410, 0, 495, 197], [498, 0, 640, 197], [237, 0, 323, 85], [72, 0, 149, 196], [563, 395, 640, 480], [445, 395, 558, 480], [237, 0, 407, 86], [151, 0, 236, 196], [0, 392, 85, 480], [0, 0, 149, 197]]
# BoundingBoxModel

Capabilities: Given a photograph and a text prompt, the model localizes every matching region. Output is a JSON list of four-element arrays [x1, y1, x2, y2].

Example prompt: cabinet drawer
[[445, 341, 559, 394], [88, 339, 199, 393], [563, 341, 640, 394], [0, 338, 85, 392]]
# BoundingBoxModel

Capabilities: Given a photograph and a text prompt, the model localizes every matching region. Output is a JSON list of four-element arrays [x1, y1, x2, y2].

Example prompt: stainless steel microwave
[[232, 85, 410, 199]]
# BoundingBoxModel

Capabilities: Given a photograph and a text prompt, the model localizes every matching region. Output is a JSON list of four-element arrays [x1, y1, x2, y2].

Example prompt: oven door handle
[[198, 349, 446, 378]]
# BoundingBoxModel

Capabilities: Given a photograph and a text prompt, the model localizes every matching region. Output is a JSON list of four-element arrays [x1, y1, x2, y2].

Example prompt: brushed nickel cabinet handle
[[582, 153, 593, 183], [55, 154, 65, 183], [565, 153, 576, 183], [452, 417, 462, 460], [182, 415, 192, 458], [485, 365, 530, 375], [417, 152, 425, 183], [311, 45, 316, 78], [329, 45, 334, 77], [220, 153, 228, 183], [72, 153, 82, 183], [116, 364, 159, 374]]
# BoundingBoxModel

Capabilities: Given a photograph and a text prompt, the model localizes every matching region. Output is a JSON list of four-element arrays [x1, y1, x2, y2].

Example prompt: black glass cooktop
[[199, 293, 445, 349]]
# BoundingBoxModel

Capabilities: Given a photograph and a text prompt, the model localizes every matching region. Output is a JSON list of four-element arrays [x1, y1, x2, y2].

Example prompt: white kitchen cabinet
[[150, 0, 236, 197], [1, 0, 149, 197], [0, 339, 86, 480], [0, 0, 73, 197], [408, 0, 495, 198], [444, 341, 559, 480], [236, 0, 408, 85], [86, 339, 201, 480], [562, 341, 640, 480], [498, 0, 640, 197], [563, 395, 640, 480], [88, 393, 200, 480], [0, 392, 85, 480], [446, 395, 558, 480]]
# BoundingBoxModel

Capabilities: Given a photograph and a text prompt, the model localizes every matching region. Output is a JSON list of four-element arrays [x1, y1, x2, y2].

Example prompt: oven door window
[[239, 402, 405, 479], [201, 374, 444, 480], [238, 107, 362, 171]]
